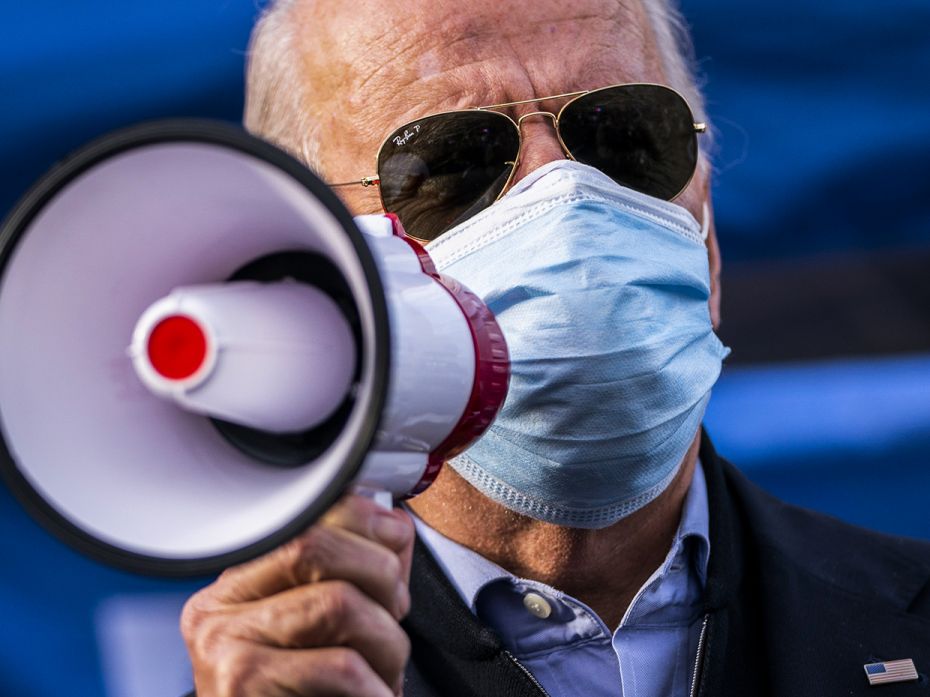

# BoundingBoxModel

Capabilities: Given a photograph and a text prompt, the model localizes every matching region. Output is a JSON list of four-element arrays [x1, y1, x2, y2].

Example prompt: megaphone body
[[0, 121, 508, 576]]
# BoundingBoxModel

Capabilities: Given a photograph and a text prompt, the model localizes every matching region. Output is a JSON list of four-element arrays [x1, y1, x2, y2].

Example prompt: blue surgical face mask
[[425, 160, 729, 528]]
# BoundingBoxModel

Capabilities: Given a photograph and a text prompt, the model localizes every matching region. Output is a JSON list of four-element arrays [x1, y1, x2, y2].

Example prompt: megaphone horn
[[0, 121, 508, 576]]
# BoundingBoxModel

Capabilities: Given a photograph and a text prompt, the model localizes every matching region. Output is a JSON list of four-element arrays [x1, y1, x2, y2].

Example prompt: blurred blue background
[[1, 1, 928, 695]]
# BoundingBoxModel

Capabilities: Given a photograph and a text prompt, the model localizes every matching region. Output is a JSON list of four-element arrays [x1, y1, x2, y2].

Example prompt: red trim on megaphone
[[385, 213, 438, 274], [386, 215, 510, 497], [421, 273, 510, 495]]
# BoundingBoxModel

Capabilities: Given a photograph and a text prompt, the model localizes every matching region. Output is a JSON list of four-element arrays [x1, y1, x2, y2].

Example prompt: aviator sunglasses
[[331, 83, 706, 242]]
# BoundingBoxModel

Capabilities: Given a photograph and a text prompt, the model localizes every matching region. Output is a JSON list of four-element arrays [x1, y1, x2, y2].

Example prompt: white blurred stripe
[[95, 594, 193, 697], [705, 353, 930, 467]]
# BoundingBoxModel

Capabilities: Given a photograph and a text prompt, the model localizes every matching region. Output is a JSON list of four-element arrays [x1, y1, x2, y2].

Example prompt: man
[[180, 1, 930, 695]]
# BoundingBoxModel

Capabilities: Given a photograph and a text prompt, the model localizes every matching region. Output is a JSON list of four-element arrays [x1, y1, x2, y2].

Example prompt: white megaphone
[[0, 121, 508, 576]]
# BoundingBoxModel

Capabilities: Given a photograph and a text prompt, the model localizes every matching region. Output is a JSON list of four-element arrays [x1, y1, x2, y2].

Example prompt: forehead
[[295, 0, 663, 168]]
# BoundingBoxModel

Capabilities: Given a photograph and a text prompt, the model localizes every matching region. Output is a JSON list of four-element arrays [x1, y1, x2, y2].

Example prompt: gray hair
[[641, 1, 711, 150], [243, 0, 323, 168], [244, 0, 711, 172]]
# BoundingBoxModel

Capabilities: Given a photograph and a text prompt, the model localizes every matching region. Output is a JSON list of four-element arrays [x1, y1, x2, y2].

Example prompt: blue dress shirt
[[410, 462, 710, 697]]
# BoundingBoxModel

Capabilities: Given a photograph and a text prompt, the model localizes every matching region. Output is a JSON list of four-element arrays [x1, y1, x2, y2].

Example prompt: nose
[[508, 112, 569, 187]]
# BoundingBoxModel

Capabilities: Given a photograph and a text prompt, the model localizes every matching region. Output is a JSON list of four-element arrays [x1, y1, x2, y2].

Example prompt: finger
[[211, 525, 408, 616], [282, 647, 396, 697], [321, 496, 414, 615], [238, 580, 411, 687], [327, 498, 414, 618], [209, 644, 395, 697], [321, 494, 415, 554]]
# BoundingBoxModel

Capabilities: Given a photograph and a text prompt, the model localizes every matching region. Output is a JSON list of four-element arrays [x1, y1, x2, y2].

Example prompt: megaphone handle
[[352, 485, 395, 511]]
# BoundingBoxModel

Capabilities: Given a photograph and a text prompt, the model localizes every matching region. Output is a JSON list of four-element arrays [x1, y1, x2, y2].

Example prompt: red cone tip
[[147, 314, 208, 381]]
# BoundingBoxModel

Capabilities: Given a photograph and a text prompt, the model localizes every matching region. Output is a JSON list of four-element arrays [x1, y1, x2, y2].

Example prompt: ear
[[689, 155, 722, 330], [703, 195, 722, 330]]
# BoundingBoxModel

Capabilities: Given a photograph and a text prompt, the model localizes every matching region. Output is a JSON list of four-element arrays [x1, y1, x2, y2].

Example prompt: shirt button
[[523, 592, 552, 619]]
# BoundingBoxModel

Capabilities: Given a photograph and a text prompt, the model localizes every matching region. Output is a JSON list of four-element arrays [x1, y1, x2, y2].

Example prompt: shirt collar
[[409, 459, 711, 611], [675, 456, 711, 587], [410, 506, 513, 610]]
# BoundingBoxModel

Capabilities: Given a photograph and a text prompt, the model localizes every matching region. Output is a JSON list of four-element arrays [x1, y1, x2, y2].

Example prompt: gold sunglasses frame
[[330, 83, 707, 240]]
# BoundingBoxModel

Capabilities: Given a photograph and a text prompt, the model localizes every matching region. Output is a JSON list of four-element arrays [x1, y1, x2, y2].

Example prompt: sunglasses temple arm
[[328, 175, 381, 188]]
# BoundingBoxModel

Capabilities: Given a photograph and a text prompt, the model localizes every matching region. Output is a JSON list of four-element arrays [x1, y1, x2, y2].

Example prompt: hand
[[180, 494, 415, 697]]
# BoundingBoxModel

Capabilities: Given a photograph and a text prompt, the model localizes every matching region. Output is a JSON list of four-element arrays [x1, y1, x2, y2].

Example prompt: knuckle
[[319, 580, 360, 626], [331, 647, 371, 687], [251, 597, 303, 647], [315, 580, 375, 644], [190, 614, 236, 662], [213, 645, 263, 697], [214, 565, 249, 591], [252, 598, 284, 636], [181, 594, 228, 659], [179, 595, 206, 640], [281, 527, 330, 581]]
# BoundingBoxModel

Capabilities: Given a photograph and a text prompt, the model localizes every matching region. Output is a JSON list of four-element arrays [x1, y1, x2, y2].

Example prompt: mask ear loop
[[700, 200, 711, 241]]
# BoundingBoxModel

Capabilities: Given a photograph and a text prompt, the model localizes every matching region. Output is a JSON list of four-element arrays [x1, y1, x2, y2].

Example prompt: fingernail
[[374, 511, 411, 547]]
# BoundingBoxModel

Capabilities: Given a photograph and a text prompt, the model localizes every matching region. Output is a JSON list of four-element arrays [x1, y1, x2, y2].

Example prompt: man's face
[[292, 0, 720, 321]]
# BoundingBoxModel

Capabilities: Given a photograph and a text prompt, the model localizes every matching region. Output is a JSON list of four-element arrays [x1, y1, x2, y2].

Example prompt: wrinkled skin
[[182, 1, 722, 695], [182, 496, 414, 696]]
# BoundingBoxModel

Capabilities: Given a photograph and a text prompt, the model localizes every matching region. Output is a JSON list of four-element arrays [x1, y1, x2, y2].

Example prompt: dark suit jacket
[[184, 436, 930, 696], [402, 435, 930, 696]]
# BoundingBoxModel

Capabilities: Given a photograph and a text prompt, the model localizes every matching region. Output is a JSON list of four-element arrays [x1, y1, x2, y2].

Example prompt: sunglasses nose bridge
[[514, 110, 569, 161], [515, 110, 558, 127]]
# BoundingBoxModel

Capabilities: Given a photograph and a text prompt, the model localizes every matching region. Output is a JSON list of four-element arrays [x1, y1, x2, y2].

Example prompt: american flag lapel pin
[[864, 659, 919, 686]]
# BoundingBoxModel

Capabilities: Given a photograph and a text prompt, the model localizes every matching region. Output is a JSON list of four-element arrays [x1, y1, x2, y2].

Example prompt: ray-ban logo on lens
[[393, 125, 421, 147]]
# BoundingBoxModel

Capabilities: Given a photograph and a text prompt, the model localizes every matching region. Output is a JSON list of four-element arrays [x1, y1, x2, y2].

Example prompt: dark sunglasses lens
[[377, 111, 519, 241], [559, 84, 698, 200]]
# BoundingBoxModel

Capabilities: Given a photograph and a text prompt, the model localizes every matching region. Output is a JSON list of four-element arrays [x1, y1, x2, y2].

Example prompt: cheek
[[333, 186, 384, 217], [673, 174, 706, 224]]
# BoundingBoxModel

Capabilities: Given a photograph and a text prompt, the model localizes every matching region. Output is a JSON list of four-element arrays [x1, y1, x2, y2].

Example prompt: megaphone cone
[[0, 121, 508, 576], [129, 280, 357, 433]]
